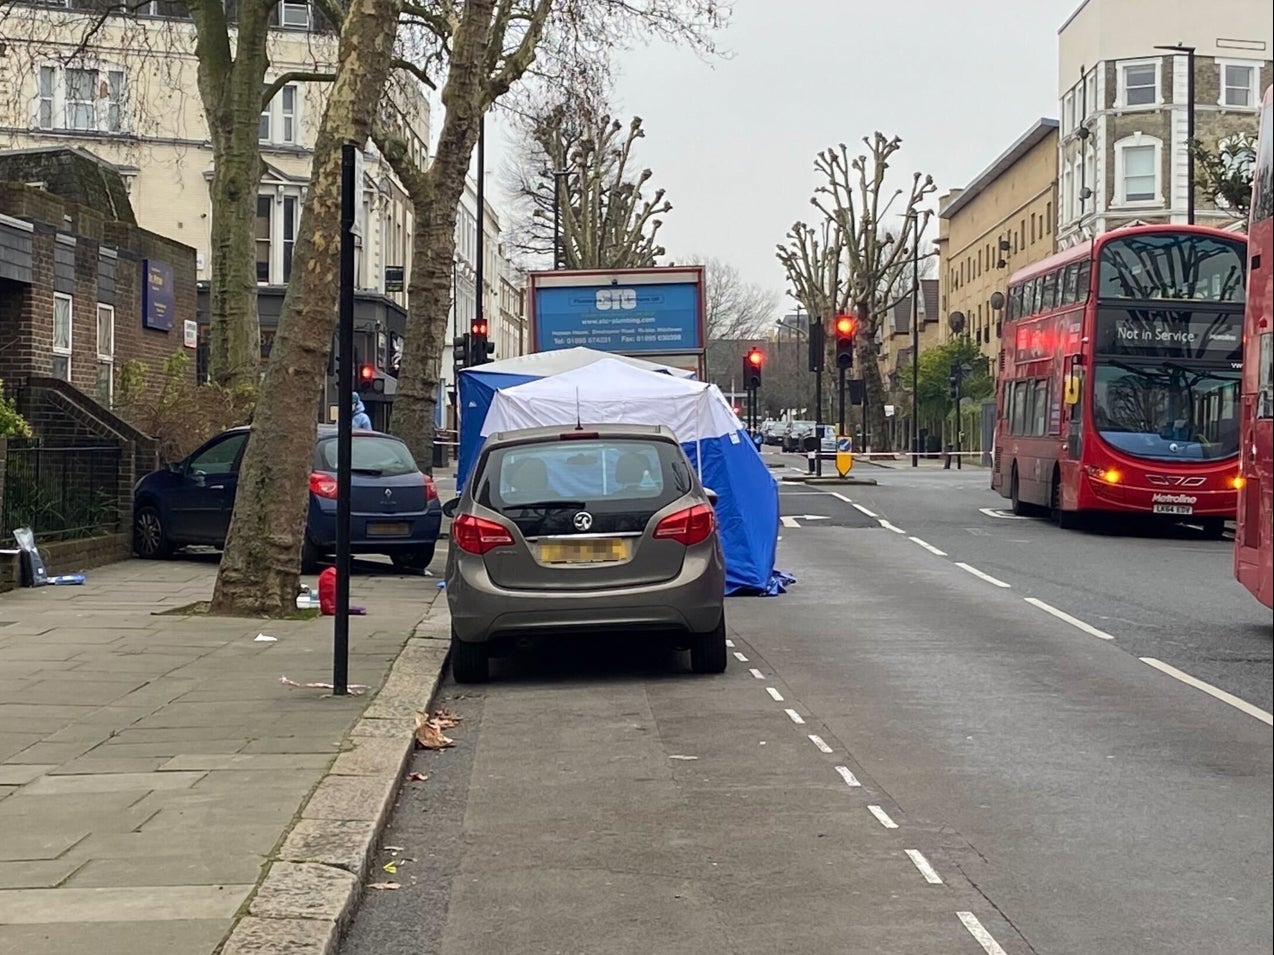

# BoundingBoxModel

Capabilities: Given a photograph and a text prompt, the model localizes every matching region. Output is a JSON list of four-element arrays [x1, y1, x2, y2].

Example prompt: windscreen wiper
[[501, 500, 588, 512], [351, 467, 384, 475]]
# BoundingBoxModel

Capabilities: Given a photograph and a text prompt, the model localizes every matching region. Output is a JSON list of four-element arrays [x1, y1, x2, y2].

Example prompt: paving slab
[[65, 854, 266, 888], [249, 861, 358, 922], [22, 770, 207, 795], [219, 915, 337, 955], [0, 764, 56, 785], [280, 818, 379, 876], [0, 830, 88, 862], [0, 883, 253, 923], [0, 919, 229, 955], [0, 859, 84, 889]]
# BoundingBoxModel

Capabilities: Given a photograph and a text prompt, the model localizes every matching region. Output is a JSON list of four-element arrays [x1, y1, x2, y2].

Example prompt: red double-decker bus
[[1235, 86, 1273, 609], [992, 223, 1247, 533]]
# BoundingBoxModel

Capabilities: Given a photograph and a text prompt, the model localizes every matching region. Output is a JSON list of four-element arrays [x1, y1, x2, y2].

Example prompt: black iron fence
[[0, 441, 122, 542]]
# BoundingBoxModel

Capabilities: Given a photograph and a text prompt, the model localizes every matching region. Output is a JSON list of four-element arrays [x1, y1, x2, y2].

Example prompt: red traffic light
[[471, 320, 489, 337], [358, 364, 375, 382], [748, 349, 764, 366], [835, 315, 856, 336]]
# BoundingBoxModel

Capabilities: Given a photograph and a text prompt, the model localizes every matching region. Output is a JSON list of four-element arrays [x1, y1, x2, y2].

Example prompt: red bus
[[992, 223, 1247, 533], [1235, 86, 1273, 609]]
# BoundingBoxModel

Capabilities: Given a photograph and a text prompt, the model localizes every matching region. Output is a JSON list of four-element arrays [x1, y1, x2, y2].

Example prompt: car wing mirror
[[703, 487, 719, 507], [441, 497, 461, 518]]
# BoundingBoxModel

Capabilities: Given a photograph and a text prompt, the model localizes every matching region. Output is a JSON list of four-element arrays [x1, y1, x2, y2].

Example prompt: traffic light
[[834, 314, 856, 369], [469, 319, 494, 366], [743, 347, 764, 389], [949, 374, 960, 400], [357, 363, 376, 392], [808, 317, 825, 372], [453, 333, 471, 370]]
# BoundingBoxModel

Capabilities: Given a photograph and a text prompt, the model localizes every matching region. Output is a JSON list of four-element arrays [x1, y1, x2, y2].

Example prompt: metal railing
[[1, 442, 122, 542]]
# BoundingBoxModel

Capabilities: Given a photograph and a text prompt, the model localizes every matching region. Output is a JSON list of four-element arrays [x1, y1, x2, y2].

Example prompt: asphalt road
[[340, 462, 1273, 955]]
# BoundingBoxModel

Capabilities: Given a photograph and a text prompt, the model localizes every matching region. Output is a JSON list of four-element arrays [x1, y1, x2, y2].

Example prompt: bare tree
[[210, 0, 403, 615], [378, 0, 730, 473], [777, 133, 935, 450], [691, 255, 780, 341], [503, 85, 673, 270]]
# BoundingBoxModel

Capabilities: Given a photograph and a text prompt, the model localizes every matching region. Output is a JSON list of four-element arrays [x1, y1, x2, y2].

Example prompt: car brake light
[[424, 475, 439, 501], [654, 504, 715, 546], [559, 431, 600, 441], [451, 514, 515, 555], [309, 471, 338, 499]]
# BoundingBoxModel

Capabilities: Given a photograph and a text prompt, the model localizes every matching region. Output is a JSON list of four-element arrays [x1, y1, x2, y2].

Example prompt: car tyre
[[391, 543, 436, 573], [133, 504, 172, 559], [451, 628, 489, 684], [300, 535, 323, 575], [689, 614, 728, 674]]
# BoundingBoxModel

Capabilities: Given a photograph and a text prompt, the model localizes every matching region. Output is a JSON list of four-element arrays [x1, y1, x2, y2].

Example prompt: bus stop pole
[[333, 141, 355, 696]]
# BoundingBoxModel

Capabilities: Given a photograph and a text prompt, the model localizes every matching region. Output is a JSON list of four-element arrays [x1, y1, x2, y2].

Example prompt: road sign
[[836, 436, 854, 477]]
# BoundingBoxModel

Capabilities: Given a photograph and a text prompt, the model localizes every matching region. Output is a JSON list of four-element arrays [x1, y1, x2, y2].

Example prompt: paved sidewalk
[[0, 557, 445, 954]]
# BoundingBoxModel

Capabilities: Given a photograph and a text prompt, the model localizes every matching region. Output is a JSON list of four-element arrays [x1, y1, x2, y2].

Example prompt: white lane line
[[955, 562, 1011, 588], [725, 639, 735, 648], [905, 849, 944, 884], [909, 536, 947, 556], [748, 668, 765, 680], [765, 687, 784, 702], [780, 515, 800, 528], [1140, 657, 1274, 725], [979, 506, 1031, 521], [830, 492, 852, 503], [732, 651, 749, 662], [784, 708, 805, 725], [957, 912, 1009, 955], [868, 805, 898, 829], [852, 503, 878, 518], [807, 734, 834, 754], [1024, 596, 1114, 640], [878, 519, 906, 534], [834, 765, 861, 788]]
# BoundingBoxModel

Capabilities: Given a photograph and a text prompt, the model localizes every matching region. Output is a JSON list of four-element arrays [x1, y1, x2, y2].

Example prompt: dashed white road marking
[[784, 708, 805, 725], [725, 639, 735, 648], [868, 805, 898, 828], [852, 503, 878, 518], [955, 562, 1011, 588], [979, 506, 1032, 521], [807, 734, 833, 754], [908, 536, 947, 556], [905, 849, 944, 884], [1140, 657, 1274, 725], [957, 911, 1009, 955], [830, 492, 852, 503], [834, 765, 861, 788], [748, 668, 765, 680], [733, 651, 749, 662], [765, 687, 784, 702], [1024, 596, 1114, 640], [878, 519, 906, 534]]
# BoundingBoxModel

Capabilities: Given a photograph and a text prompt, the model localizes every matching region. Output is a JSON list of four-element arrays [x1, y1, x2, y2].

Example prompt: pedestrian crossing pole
[[333, 141, 356, 696]]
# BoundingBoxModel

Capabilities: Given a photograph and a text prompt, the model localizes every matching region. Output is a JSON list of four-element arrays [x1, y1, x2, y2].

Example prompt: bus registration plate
[[1153, 504, 1193, 515]]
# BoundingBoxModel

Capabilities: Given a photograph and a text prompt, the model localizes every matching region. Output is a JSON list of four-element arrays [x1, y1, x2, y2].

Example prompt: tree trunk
[[391, 0, 495, 470], [206, 129, 263, 391], [857, 333, 890, 452], [209, 0, 403, 617]]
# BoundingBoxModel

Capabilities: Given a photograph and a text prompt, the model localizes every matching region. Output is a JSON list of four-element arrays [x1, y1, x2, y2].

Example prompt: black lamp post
[[1155, 43, 1196, 225]]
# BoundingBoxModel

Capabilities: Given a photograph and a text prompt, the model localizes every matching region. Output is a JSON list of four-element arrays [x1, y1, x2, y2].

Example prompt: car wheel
[[390, 543, 436, 573], [451, 628, 489, 684], [689, 614, 728, 674], [133, 505, 172, 559], [300, 535, 323, 574]]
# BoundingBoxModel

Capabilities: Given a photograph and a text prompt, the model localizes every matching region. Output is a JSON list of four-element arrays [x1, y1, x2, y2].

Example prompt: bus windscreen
[[1098, 234, 1246, 303]]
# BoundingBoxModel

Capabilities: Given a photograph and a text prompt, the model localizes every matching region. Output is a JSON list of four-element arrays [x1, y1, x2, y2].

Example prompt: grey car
[[442, 424, 728, 683]]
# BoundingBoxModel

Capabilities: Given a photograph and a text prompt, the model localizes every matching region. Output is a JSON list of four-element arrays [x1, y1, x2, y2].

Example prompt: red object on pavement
[[318, 567, 337, 615]]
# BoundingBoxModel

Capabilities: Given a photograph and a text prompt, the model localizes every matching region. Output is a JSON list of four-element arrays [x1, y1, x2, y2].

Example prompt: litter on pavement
[[280, 675, 369, 694], [254, 633, 278, 643]]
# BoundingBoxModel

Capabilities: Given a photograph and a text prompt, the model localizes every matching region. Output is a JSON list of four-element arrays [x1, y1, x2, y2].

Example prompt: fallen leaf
[[432, 708, 462, 729], [407, 771, 429, 782], [368, 882, 400, 890], [414, 710, 454, 750], [382, 861, 398, 874]]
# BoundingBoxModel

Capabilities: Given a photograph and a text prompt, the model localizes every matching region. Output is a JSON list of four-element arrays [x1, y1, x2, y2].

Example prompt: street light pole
[[910, 214, 920, 468], [1156, 44, 1196, 224]]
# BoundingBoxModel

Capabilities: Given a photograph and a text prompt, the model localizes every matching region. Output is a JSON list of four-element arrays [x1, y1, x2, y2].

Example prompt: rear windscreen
[[315, 436, 417, 476], [474, 438, 694, 535]]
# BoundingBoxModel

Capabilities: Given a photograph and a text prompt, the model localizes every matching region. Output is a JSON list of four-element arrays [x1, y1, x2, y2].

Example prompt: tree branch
[[262, 71, 338, 110]]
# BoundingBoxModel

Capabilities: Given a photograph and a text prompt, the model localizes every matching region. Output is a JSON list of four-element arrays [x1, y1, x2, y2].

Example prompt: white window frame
[[37, 66, 54, 129], [1117, 58, 1160, 110], [260, 82, 300, 145], [256, 187, 303, 284], [255, 194, 273, 284], [33, 63, 127, 134], [1063, 90, 1074, 133], [1217, 59, 1260, 109], [1083, 69, 1097, 118], [53, 292, 73, 382], [279, 0, 310, 28], [1113, 134, 1163, 206], [96, 303, 114, 361]]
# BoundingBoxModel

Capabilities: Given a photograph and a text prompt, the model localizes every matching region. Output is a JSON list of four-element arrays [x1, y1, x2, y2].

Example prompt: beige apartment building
[[1056, 0, 1273, 245], [936, 118, 1060, 370]]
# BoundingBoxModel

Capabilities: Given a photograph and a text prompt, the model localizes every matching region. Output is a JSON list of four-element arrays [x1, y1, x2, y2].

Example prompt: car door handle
[[208, 484, 225, 490]]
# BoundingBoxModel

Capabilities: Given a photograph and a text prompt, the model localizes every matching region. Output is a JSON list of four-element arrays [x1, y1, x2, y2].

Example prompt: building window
[[276, 0, 311, 28], [66, 68, 95, 130], [256, 195, 272, 282], [37, 65, 126, 133], [53, 293, 73, 381], [1220, 62, 1258, 108], [1063, 91, 1074, 133], [260, 83, 299, 145], [1119, 60, 1158, 108], [282, 195, 298, 282], [1117, 139, 1160, 203], [96, 303, 115, 405], [37, 66, 54, 128], [1083, 69, 1097, 118]]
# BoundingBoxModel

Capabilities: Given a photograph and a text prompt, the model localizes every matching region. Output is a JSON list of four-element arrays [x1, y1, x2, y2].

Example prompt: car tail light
[[424, 474, 439, 501], [654, 504, 715, 546], [309, 471, 338, 499], [451, 514, 515, 555]]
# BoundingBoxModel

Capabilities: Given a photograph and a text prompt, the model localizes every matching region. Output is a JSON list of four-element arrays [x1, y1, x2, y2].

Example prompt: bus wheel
[[1010, 466, 1032, 516], [1051, 472, 1080, 529]]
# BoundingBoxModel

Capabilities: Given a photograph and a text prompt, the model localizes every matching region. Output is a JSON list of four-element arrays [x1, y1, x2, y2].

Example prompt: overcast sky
[[483, 0, 1081, 310]]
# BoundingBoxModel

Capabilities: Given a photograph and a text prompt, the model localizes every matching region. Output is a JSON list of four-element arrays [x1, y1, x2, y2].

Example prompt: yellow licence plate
[[539, 538, 628, 564]]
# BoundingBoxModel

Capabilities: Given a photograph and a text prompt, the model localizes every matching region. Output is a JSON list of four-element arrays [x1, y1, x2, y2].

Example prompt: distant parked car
[[763, 420, 786, 445], [132, 425, 442, 572], [781, 421, 815, 452], [443, 423, 728, 683]]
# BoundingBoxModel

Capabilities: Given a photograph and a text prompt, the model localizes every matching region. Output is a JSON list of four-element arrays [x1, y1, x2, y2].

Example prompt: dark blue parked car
[[132, 425, 442, 572]]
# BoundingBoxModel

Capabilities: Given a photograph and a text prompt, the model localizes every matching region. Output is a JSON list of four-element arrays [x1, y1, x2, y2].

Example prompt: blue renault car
[[132, 425, 443, 572]]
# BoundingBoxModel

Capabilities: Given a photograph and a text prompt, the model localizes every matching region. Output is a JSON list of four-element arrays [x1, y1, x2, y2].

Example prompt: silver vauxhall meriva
[[442, 424, 728, 683]]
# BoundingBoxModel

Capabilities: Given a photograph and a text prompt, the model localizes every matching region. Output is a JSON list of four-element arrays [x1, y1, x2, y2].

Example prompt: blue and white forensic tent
[[479, 359, 782, 596], [455, 348, 695, 489]]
